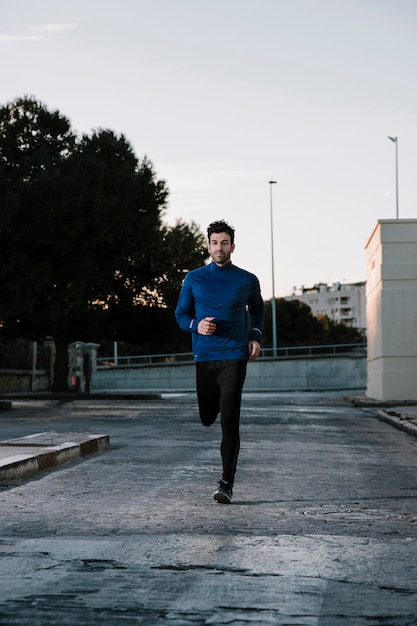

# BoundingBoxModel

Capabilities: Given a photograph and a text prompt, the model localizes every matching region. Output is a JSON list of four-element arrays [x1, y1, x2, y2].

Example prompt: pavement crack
[[151, 563, 248, 574], [80, 559, 128, 571], [378, 584, 416, 595]]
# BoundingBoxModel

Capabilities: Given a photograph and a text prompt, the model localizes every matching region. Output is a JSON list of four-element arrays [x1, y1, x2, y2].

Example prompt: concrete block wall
[[93, 355, 366, 394], [0, 370, 50, 393]]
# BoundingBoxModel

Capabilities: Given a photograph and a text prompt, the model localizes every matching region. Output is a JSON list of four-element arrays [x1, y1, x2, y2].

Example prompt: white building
[[365, 219, 417, 401], [285, 281, 367, 331]]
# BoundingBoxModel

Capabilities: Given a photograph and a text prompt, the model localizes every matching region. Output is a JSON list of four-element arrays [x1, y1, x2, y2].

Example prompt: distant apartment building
[[285, 281, 367, 331]]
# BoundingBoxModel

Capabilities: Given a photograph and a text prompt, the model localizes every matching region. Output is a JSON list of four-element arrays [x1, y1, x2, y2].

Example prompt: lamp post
[[269, 180, 277, 357], [388, 136, 399, 219]]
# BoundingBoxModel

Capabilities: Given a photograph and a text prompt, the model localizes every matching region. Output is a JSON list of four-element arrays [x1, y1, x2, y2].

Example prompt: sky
[[2, 0, 417, 299]]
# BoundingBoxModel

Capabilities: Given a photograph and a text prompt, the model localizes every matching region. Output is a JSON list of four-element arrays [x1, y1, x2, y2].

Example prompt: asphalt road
[[1, 392, 417, 625]]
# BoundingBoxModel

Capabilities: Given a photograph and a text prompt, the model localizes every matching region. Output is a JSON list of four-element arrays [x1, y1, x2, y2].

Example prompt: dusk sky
[[2, 0, 417, 298]]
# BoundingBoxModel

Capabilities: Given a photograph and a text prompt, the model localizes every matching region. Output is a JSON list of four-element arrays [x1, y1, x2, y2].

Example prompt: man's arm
[[248, 276, 264, 348], [175, 276, 197, 333]]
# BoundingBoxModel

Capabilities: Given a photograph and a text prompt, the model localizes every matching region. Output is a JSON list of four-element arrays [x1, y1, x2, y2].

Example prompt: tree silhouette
[[0, 96, 185, 390], [262, 299, 364, 348]]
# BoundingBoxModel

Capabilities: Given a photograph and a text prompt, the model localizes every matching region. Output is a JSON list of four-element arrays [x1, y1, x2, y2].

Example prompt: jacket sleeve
[[175, 275, 199, 334], [248, 277, 264, 344]]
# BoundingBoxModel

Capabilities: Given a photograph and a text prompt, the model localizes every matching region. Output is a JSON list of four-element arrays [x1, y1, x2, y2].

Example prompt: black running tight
[[196, 359, 247, 486]]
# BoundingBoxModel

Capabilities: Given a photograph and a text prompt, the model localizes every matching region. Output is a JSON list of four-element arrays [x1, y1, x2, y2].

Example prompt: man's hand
[[198, 317, 216, 335], [248, 340, 261, 361]]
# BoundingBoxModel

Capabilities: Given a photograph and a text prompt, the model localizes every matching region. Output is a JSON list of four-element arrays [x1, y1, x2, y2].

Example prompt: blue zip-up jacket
[[175, 261, 264, 362]]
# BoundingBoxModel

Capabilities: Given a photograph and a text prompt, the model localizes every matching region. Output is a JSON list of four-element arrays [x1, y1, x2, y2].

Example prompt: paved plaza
[[1, 392, 417, 625]]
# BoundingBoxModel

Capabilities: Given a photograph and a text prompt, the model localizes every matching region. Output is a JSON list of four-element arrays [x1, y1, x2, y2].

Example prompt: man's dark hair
[[207, 220, 235, 244]]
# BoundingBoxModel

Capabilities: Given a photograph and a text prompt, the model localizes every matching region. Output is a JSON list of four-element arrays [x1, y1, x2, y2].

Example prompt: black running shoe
[[213, 480, 233, 504]]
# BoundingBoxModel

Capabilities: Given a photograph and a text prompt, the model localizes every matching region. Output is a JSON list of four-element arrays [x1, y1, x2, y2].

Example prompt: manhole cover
[[303, 506, 410, 521]]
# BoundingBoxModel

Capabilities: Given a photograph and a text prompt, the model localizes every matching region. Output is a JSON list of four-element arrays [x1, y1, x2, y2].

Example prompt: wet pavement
[[1, 392, 417, 625]]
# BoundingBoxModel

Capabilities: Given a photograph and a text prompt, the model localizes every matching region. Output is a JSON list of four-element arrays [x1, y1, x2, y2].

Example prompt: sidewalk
[[345, 391, 417, 438], [0, 430, 109, 485], [0, 392, 161, 485], [377, 404, 417, 438]]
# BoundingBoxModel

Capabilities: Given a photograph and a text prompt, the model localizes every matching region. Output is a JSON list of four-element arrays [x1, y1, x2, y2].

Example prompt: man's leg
[[196, 361, 220, 427], [217, 360, 247, 486]]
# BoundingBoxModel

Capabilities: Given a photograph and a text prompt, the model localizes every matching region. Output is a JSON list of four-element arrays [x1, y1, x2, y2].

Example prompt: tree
[[157, 220, 208, 308], [0, 96, 170, 390], [93, 220, 209, 354]]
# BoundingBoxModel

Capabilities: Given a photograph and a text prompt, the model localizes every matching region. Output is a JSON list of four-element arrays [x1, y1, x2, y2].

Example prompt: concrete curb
[[348, 396, 417, 439], [0, 431, 110, 485], [378, 409, 417, 438]]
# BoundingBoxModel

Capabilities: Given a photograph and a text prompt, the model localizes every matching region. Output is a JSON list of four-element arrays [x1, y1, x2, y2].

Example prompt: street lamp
[[388, 136, 399, 219], [269, 180, 277, 357]]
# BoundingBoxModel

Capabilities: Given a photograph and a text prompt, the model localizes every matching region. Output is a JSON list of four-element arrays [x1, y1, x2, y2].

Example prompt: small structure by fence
[[0, 339, 53, 393]]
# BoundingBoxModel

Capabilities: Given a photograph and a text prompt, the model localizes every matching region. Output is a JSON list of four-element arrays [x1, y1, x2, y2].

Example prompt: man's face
[[208, 231, 235, 266]]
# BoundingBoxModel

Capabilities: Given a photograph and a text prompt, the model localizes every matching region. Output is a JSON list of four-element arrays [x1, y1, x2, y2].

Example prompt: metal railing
[[97, 352, 195, 367], [97, 343, 367, 368], [261, 343, 367, 359]]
